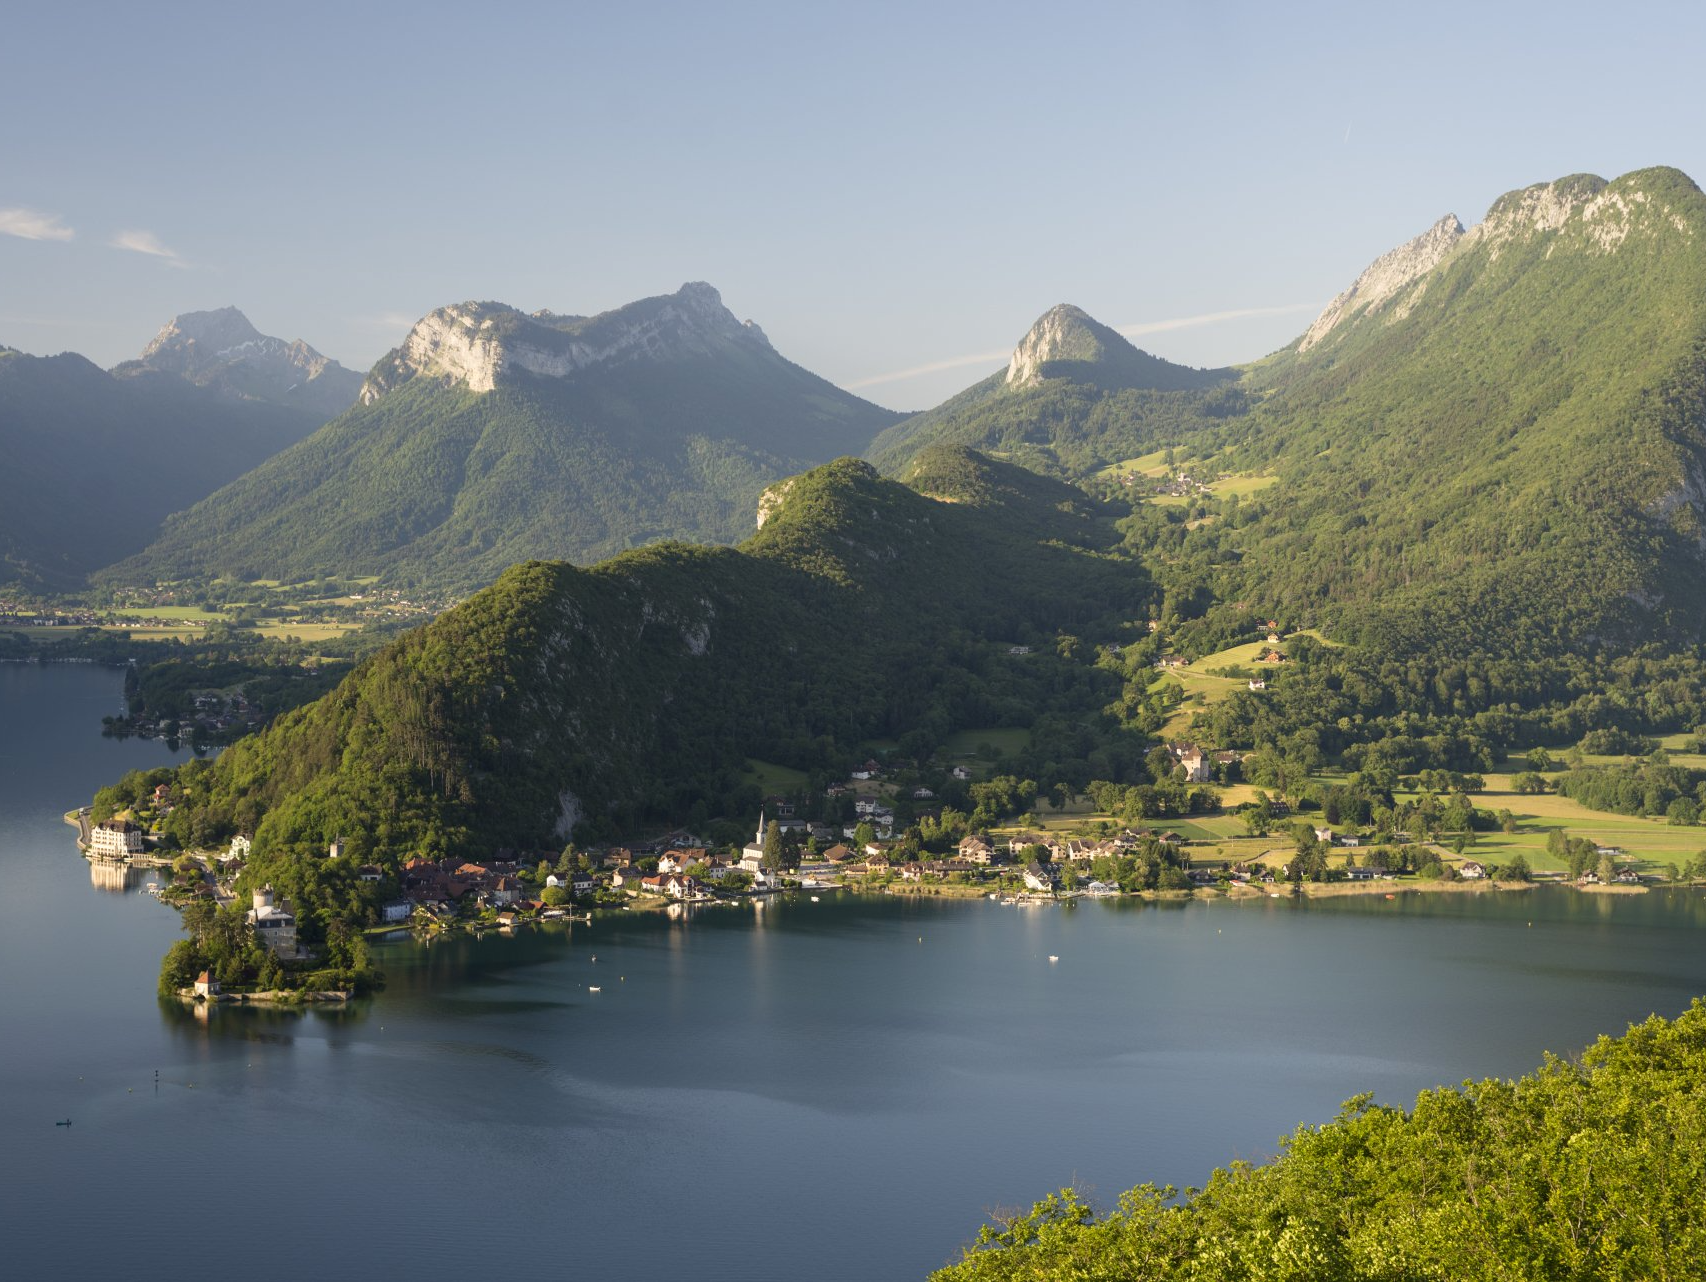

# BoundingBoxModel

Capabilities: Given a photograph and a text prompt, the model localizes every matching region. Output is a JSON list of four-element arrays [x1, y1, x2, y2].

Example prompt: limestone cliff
[[360, 282, 773, 403]]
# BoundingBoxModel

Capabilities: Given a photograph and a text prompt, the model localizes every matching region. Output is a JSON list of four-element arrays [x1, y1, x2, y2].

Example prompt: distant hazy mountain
[[108, 283, 902, 592], [0, 348, 327, 587], [115, 306, 362, 420], [867, 303, 1243, 477]]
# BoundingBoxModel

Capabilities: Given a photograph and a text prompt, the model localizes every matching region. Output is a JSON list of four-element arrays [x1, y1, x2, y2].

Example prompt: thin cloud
[[0, 207, 75, 241], [846, 302, 1322, 391], [844, 348, 1011, 390], [111, 229, 187, 267], [1114, 302, 1320, 339]]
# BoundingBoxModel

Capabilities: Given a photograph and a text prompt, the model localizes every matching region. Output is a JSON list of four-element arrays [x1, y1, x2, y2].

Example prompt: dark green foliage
[[934, 1000, 1706, 1280], [136, 451, 1154, 938], [0, 348, 323, 587], [1554, 752, 1704, 818]]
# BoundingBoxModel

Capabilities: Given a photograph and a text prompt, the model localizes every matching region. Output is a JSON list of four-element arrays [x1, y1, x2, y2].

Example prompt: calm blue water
[[3, 664, 1704, 1280]]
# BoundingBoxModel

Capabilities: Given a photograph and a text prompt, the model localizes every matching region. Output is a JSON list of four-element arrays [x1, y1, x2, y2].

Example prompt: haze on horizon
[[2, 0, 1703, 410]]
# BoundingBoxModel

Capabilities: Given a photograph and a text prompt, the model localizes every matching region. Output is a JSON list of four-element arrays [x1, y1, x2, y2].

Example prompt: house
[[664, 874, 704, 901], [612, 865, 647, 890], [1615, 868, 1642, 884], [822, 844, 856, 864], [488, 876, 522, 907], [247, 885, 297, 958], [1313, 827, 1335, 845], [1022, 862, 1055, 893], [193, 971, 220, 999], [1171, 743, 1212, 783], [328, 837, 347, 859], [569, 870, 596, 895], [1248, 679, 1267, 691], [1345, 866, 1378, 882], [657, 851, 689, 875], [358, 864, 383, 882], [89, 819, 143, 858], [958, 835, 996, 865], [951, 765, 971, 781], [381, 900, 412, 923], [912, 786, 935, 800], [1341, 836, 1361, 848], [900, 862, 925, 881], [1258, 649, 1288, 664], [1007, 645, 1032, 656], [1459, 861, 1486, 880]]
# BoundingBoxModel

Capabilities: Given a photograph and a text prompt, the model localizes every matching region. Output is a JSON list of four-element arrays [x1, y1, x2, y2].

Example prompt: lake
[[3, 663, 1704, 1280]]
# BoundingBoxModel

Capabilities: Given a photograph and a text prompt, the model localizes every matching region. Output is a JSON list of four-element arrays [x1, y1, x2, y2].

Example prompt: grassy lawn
[[744, 759, 808, 794], [249, 624, 362, 641], [1092, 450, 1171, 481], [1209, 473, 1279, 499], [941, 727, 1031, 759]]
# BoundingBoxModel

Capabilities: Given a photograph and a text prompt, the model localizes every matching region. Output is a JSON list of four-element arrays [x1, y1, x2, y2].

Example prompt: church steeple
[[755, 808, 766, 845]]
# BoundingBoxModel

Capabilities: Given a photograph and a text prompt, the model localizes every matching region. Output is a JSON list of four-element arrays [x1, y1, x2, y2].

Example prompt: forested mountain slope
[[145, 449, 1148, 870], [1159, 167, 1706, 652], [107, 284, 901, 592]]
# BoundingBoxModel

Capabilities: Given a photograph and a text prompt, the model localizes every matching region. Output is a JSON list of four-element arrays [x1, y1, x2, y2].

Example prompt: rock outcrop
[[1300, 214, 1465, 351], [361, 282, 773, 403]]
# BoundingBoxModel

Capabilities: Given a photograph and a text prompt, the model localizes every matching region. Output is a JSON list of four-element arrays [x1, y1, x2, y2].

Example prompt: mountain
[[0, 347, 329, 587], [117, 306, 362, 420], [1185, 166, 1706, 651], [867, 303, 1243, 477], [136, 449, 1147, 870], [107, 284, 902, 592]]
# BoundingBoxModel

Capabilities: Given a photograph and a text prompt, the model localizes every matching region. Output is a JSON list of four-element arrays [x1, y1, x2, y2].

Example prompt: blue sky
[[3, 1, 1703, 409]]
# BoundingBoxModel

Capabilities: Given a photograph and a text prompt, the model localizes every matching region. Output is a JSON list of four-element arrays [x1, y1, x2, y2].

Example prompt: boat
[[587, 986, 601, 993], [55, 1119, 71, 1127], [810, 896, 820, 902], [1048, 955, 1059, 963]]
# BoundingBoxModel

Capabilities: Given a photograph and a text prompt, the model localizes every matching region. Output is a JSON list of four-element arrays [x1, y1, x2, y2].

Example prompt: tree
[[762, 820, 784, 871], [1597, 853, 1617, 884], [541, 885, 569, 906], [1502, 853, 1532, 882]]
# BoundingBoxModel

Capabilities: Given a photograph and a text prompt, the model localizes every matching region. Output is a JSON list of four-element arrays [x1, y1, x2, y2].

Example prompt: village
[[78, 728, 1661, 1003]]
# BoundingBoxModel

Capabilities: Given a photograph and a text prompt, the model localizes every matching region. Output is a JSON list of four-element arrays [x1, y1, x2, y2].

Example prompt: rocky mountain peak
[[1005, 304, 1112, 386], [362, 282, 773, 404], [1300, 214, 1465, 351], [141, 306, 267, 363], [129, 307, 360, 419]]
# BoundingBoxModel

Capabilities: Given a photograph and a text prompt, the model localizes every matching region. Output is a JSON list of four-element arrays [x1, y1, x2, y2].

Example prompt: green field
[[941, 727, 1030, 760], [745, 758, 808, 795], [1153, 639, 1282, 737]]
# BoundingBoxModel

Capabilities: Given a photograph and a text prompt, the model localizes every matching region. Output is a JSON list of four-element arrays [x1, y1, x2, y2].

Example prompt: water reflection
[[87, 857, 145, 893]]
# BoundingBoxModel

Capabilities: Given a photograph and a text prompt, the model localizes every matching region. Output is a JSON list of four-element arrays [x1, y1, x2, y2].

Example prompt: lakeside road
[[63, 806, 90, 848]]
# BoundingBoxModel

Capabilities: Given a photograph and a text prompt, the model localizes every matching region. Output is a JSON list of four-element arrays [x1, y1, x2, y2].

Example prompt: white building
[[247, 885, 297, 958], [89, 819, 144, 858]]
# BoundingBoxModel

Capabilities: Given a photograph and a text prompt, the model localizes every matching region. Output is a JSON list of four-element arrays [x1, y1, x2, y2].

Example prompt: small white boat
[[588, 986, 601, 993], [1048, 955, 1059, 963], [810, 896, 820, 902]]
